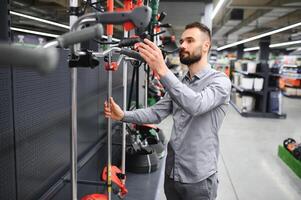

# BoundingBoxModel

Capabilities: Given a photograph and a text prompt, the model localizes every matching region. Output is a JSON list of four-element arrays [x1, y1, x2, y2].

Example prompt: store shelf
[[269, 73, 281, 77], [282, 92, 301, 99], [283, 85, 301, 88], [282, 64, 298, 68], [230, 100, 242, 114], [268, 87, 280, 92], [281, 74, 301, 80], [230, 100, 286, 119], [232, 84, 264, 95], [234, 70, 264, 77]]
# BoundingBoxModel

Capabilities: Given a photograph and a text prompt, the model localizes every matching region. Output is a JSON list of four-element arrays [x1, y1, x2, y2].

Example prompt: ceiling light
[[270, 40, 301, 48], [217, 21, 301, 51], [286, 47, 301, 51], [244, 47, 259, 52], [211, 0, 227, 20], [10, 11, 120, 42], [243, 40, 301, 52], [10, 11, 70, 30], [10, 27, 59, 38]]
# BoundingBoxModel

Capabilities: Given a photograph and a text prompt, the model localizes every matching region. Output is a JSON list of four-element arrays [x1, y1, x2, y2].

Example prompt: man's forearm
[[122, 108, 163, 125]]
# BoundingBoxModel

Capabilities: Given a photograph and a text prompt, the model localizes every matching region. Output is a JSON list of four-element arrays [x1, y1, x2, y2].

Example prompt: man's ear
[[203, 40, 210, 53]]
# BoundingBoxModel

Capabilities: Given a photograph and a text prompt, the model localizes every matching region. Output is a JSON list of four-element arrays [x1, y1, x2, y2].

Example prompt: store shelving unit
[[230, 100, 286, 118], [232, 83, 264, 95], [230, 37, 286, 119], [235, 69, 264, 77], [279, 65, 301, 98]]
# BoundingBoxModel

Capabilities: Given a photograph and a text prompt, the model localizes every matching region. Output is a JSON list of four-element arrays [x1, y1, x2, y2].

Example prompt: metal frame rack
[[230, 37, 286, 119]]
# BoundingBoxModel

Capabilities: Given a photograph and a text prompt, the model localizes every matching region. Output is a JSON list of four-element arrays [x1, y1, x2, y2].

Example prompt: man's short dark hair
[[185, 22, 211, 41]]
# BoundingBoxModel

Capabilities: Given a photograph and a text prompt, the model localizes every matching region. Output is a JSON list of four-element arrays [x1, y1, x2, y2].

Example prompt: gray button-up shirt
[[123, 66, 231, 183]]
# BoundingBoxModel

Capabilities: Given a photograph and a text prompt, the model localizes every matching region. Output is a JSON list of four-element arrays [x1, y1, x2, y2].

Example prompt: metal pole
[[144, 63, 148, 108], [107, 1, 114, 199], [70, 68, 78, 200], [107, 43, 113, 200], [127, 66, 136, 110], [136, 64, 139, 109], [69, 0, 79, 200], [121, 30, 128, 184]]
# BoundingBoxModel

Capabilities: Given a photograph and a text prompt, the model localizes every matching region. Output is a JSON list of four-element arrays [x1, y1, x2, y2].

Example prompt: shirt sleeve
[[122, 93, 172, 124], [160, 70, 231, 116]]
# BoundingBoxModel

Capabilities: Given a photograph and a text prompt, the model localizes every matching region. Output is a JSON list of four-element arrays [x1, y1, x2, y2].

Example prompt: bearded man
[[104, 22, 231, 200]]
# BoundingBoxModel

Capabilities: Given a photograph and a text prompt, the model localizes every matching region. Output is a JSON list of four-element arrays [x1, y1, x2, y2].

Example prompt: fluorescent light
[[217, 21, 301, 51], [270, 40, 301, 48], [243, 40, 301, 52], [286, 47, 301, 51], [11, 27, 59, 38], [10, 11, 121, 42], [244, 47, 259, 52], [211, 0, 227, 20], [10, 11, 70, 30]]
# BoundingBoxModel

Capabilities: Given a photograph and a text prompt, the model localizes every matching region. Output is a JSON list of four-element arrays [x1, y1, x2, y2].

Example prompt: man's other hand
[[104, 97, 124, 121]]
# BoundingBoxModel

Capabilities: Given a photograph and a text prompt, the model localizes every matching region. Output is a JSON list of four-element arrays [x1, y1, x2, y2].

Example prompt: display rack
[[230, 37, 286, 119], [279, 65, 301, 98], [232, 83, 264, 95]]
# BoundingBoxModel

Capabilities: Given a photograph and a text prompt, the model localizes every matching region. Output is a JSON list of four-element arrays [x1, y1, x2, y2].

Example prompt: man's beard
[[179, 49, 202, 66]]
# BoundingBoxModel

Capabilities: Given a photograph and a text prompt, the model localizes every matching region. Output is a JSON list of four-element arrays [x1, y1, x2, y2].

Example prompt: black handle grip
[[119, 49, 145, 62], [0, 44, 58, 75], [118, 38, 141, 47], [57, 24, 103, 48]]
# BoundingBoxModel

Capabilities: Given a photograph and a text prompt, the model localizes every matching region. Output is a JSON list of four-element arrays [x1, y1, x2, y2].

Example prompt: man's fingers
[[138, 47, 155, 61], [110, 97, 118, 109], [138, 42, 156, 54], [109, 97, 115, 104], [139, 51, 152, 65], [144, 38, 160, 51], [104, 111, 111, 116], [104, 114, 111, 118]]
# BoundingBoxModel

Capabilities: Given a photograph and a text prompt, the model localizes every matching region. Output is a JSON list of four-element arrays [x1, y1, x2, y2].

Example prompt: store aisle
[[158, 97, 301, 200], [217, 97, 301, 200]]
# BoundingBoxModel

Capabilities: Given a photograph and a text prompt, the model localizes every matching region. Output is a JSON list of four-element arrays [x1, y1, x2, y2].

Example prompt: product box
[[242, 96, 255, 112], [268, 91, 281, 113], [297, 89, 301, 96], [285, 87, 297, 96], [234, 61, 242, 71], [235, 93, 242, 109], [254, 78, 264, 91], [240, 77, 254, 90], [247, 61, 257, 73], [233, 72, 241, 86]]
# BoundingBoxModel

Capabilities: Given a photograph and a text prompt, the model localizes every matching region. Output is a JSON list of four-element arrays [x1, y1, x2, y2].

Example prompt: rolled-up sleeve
[[122, 93, 172, 124], [160, 70, 231, 116]]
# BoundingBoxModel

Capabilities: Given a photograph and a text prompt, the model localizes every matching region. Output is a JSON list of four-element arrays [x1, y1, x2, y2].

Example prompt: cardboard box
[[254, 78, 264, 91], [240, 77, 254, 90]]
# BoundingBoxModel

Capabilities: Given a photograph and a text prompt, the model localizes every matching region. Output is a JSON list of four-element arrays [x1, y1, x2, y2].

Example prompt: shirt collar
[[184, 64, 211, 81]]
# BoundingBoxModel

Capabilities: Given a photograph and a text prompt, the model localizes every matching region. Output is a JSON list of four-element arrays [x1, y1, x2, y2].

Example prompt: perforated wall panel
[[13, 50, 71, 200], [0, 67, 16, 200]]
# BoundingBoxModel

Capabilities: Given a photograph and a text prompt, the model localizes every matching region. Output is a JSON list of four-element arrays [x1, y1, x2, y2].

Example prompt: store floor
[[157, 97, 301, 200]]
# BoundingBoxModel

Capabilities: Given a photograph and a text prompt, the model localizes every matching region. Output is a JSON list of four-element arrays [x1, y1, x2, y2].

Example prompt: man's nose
[[180, 41, 187, 49], [180, 42, 186, 50]]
